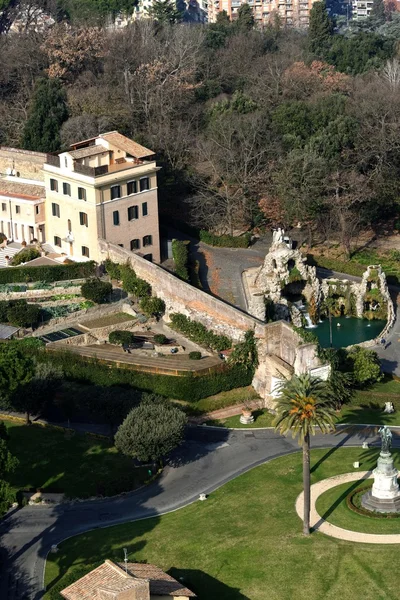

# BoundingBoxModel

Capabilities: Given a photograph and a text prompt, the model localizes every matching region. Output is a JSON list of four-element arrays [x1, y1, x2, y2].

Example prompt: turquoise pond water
[[310, 316, 386, 348]]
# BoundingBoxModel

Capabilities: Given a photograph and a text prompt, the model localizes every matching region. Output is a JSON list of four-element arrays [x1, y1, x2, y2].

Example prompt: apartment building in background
[[43, 131, 161, 263], [0, 147, 47, 244], [208, 0, 315, 26]]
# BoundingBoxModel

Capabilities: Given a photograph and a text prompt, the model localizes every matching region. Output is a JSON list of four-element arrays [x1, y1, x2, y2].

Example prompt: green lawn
[[45, 447, 400, 600], [182, 386, 260, 416], [315, 477, 400, 534], [5, 420, 148, 499]]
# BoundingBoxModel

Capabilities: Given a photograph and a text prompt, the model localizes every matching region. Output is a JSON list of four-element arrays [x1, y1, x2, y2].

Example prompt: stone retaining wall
[[98, 240, 323, 405]]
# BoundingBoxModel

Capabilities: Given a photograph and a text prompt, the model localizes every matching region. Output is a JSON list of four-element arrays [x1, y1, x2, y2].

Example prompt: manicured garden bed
[[315, 473, 400, 534], [45, 447, 400, 600], [4, 420, 149, 499], [81, 312, 136, 329]]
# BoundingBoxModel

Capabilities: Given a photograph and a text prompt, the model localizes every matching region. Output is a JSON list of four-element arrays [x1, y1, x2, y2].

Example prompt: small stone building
[[60, 559, 197, 600]]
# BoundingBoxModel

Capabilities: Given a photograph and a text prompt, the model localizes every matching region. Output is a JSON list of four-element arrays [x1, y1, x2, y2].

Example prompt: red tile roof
[[60, 560, 196, 600]]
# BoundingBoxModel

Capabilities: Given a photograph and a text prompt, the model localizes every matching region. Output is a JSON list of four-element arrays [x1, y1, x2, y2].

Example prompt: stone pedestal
[[362, 452, 400, 513], [240, 413, 254, 425]]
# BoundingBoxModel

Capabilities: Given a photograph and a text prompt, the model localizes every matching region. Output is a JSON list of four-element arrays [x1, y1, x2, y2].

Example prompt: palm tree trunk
[[302, 432, 311, 536]]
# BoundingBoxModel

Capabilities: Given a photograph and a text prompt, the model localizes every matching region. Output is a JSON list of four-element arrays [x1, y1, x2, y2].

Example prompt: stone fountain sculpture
[[361, 426, 400, 513]]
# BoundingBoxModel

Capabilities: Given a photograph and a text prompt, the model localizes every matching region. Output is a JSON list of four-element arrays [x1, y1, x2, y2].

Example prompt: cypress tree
[[22, 77, 68, 153], [308, 1, 334, 58]]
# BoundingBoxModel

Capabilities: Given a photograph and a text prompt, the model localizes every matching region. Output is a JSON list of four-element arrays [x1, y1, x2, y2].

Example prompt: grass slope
[[45, 447, 400, 600], [5, 421, 148, 499]]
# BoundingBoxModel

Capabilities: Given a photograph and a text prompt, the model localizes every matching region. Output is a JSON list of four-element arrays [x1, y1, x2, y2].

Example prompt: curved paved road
[[0, 425, 394, 600]]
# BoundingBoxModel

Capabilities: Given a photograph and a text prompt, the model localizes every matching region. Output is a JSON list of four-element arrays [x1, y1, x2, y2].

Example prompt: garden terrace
[[45, 344, 225, 376]]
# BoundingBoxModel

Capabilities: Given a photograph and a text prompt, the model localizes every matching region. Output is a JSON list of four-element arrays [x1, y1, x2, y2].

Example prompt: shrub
[[154, 334, 167, 345], [169, 313, 232, 352], [0, 261, 96, 284], [346, 346, 383, 387], [115, 395, 187, 463], [104, 259, 121, 280], [118, 264, 152, 298], [189, 351, 202, 360], [140, 296, 165, 318], [228, 330, 258, 372], [45, 351, 252, 401], [199, 230, 251, 248], [7, 301, 40, 327], [0, 233, 6, 243], [81, 279, 112, 303], [172, 239, 189, 281], [109, 330, 135, 345], [10, 247, 41, 266]]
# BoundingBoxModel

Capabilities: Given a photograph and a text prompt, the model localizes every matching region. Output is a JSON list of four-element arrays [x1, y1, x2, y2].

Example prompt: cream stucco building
[[43, 131, 161, 263]]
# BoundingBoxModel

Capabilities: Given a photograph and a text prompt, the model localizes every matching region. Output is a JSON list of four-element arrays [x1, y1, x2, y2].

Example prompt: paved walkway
[[295, 471, 400, 544]]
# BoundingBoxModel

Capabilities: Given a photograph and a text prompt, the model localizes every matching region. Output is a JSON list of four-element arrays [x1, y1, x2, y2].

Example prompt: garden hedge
[[0, 261, 96, 284], [44, 351, 252, 401], [169, 313, 232, 352], [199, 230, 251, 248], [172, 239, 189, 281]]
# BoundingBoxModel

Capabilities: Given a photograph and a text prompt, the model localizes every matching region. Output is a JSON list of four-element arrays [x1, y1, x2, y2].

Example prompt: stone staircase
[[0, 243, 22, 268]]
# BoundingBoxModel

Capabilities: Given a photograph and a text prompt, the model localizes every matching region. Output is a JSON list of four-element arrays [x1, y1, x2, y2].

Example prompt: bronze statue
[[379, 425, 392, 454]]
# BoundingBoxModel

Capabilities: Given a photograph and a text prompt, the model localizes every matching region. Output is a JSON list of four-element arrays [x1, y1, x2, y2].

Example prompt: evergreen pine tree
[[22, 77, 68, 153], [370, 0, 386, 24], [146, 0, 183, 24], [308, 1, 334, 58], [235, 3, 255, 31]]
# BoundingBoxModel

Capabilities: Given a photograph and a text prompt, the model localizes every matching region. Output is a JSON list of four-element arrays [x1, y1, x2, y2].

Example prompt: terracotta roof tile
[[100, 132, 154, 159], [60, 560, 196, 600], [120, 563, 197, 597]]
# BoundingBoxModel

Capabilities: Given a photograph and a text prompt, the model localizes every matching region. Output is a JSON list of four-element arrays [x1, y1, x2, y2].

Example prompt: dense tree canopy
[[0, 12, 398, 251]]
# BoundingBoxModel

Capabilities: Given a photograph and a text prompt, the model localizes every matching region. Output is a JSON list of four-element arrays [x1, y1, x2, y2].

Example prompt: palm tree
[[273, 373, 337, 536]]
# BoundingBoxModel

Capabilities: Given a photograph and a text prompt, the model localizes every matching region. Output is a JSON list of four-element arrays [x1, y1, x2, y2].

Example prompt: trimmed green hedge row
[[0, 261, 96, 284], [200, 230, 251, 248], [172, 239, 189, 281], [44, 351, 252, 401], [169, 313, 232, 352]]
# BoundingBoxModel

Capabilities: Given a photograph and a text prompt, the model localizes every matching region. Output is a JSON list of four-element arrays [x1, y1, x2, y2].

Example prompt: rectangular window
[[127, 181, 137, 195], [111, 185, 121, 200], [1, 203, 6, 212], [130, 239, 140, 250], [113, 210, 120, 226], [142, 202, 148, 217], [54, 236, 61, 247], [140, 177, 150, 192], [118, 243, 124, 248], [63, 182, 71, 196], [79, 212, 88, 227], [143, 253, 153, 262], [143, 234, 152, 247], [50, 179, 58, 192], [15, 206, 20, 214], [127, 205, 138, 221], [52, 203, 60, 218], [82, 246, 90, 258], [35, 206, 40, 215], [78, 187, 86, 201], [14, 223, 17, 239]]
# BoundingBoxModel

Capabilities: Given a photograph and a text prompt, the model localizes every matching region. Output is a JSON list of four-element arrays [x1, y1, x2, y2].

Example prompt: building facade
[[209, 0, 315, 26], [43, 131, 161, 263], [0, 147, 47, 243]]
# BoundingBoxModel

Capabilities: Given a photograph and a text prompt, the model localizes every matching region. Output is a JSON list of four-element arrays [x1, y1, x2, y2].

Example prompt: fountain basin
[[312, 316, 386, 348]]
